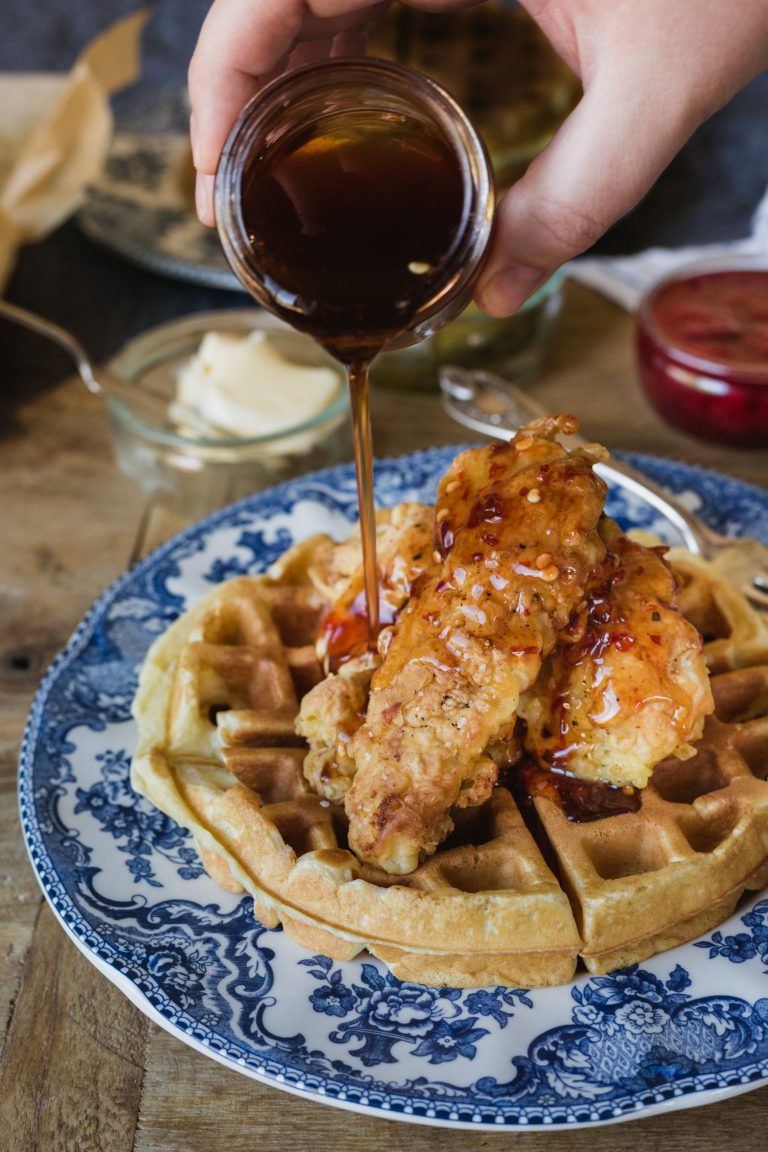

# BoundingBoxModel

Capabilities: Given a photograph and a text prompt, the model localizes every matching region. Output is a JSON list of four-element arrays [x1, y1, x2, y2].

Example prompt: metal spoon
[[0, 299, 170, 425], [440, 365, 768, 609]]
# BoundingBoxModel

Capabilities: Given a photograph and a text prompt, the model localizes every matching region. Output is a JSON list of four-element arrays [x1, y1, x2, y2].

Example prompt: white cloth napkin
[[566, 184, 768, 311]]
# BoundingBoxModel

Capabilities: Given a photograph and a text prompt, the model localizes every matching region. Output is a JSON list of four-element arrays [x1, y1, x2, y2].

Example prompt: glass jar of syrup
[[214, 58, 495, 648], [214, 57, 495, 365]]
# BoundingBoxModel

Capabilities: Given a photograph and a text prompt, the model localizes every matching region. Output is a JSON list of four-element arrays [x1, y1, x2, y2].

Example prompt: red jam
[[635, 264, 768, 447]]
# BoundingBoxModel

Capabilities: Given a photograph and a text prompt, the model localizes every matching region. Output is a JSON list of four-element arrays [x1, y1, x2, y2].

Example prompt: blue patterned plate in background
[[18, 449, 768, 1130], [78, 133, 241, 290]]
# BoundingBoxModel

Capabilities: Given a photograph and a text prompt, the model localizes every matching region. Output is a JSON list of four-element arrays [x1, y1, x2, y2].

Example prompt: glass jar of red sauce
[[635, 258, 768, 448]]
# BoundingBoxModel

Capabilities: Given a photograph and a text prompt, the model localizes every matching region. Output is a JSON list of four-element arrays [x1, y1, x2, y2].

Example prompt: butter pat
[[175, 330, 341, 439]]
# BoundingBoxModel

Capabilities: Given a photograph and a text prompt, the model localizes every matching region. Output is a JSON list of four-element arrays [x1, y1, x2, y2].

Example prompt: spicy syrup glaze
[[323, 428, 651, 825], [518, 526, 713, 798], [321, 586, 401, 675], [510, 758, 641, 823], [341, 419, 619, 875]]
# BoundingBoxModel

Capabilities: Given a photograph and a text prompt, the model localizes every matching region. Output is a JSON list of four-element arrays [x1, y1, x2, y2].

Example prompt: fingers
[[474, 76, 696, 318], [476, 0, 768, 318], [189, 0, 294, 174], [330, 24, 369, 57], [189, 0, 385, 224]]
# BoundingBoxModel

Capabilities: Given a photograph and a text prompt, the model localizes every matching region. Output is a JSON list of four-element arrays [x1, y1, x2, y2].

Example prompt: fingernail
[[195, 172, 212, 225], [477, 265, 546, 318]]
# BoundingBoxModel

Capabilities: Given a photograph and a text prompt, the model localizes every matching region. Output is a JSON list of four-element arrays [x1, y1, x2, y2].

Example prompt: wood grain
[[2, 284, 767, 1150], [0, 906, 147, 1152], [0, 375, 146, 1148], [135, 1025, 768, 1152]]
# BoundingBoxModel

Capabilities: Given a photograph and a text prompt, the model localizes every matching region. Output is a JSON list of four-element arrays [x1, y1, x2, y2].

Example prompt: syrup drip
[[348, 364, 379, 645], [511, 759, 641, 823], [321, 586, 402, 673]]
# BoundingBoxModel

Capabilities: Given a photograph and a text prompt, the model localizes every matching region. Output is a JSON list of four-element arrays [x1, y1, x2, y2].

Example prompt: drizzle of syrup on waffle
[[321, 587, 400, 673], [506, 759, 641, 823]]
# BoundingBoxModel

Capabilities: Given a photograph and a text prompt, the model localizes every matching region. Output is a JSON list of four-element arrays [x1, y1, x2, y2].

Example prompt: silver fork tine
[[745, 580, 768, 611]]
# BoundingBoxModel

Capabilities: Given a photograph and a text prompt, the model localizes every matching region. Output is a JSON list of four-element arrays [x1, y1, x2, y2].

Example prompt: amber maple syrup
[[512, 760, 641, 823], [215, 60, 494, 643]]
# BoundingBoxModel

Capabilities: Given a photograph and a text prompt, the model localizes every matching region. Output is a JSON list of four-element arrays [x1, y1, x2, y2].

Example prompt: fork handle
[[0, 299, 102, 394]]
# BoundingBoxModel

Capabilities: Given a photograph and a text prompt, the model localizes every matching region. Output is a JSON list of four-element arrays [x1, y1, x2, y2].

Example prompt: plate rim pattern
[[18, 447, 768, 1130]]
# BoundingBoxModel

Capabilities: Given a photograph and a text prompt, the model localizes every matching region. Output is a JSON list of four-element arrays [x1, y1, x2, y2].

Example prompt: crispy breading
[[519, 528, 714, 788], [345, 417, 609, 873], [297, 657, 375, 801], [296, 502, 435, 800]]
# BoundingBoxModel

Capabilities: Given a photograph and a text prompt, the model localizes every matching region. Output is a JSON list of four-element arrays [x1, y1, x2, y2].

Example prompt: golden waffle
[[529, 664, 768, 974], [132, 539, 768, 988], [132, 555, 580, 989], [669, 546, 768, 673]]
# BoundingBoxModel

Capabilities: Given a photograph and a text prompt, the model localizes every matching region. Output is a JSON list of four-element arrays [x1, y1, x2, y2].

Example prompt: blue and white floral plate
[[78, 133, 241, 290], [19, 449, 768, 1131]]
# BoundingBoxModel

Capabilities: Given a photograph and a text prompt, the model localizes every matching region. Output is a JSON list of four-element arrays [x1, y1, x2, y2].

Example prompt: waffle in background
[[368, 3, 581, 190], [132, 530, 768, 988], [669, 546, 768, 674]]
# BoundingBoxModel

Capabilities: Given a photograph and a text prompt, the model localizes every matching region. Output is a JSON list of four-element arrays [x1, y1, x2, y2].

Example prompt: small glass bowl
[[635, 256, 768, 448], [370, 270, 564, 392], [105, 309, 349, 519]]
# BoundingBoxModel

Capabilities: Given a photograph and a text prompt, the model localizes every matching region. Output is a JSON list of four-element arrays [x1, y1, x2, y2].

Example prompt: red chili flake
[[436, 516, 455, 556], [468, 492, 504, 528]]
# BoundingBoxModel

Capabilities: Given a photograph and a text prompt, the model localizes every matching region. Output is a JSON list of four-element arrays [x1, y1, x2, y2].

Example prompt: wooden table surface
[[3, 282, 768, 1150]]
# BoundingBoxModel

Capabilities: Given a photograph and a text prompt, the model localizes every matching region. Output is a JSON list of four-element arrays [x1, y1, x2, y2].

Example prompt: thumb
[[474, 77, 696, 318]]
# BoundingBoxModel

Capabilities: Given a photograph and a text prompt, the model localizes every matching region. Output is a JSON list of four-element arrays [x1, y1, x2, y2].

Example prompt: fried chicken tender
[[309, 502, 434, 614], [345, 417, 609, 874], [297, 502, 434, 800], [296, 656, 376, 802], [519, 527, 714, 789]]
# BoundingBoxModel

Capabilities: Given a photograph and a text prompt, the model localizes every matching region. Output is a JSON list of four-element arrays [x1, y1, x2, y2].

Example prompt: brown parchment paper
[[0, 9, 148, 292]]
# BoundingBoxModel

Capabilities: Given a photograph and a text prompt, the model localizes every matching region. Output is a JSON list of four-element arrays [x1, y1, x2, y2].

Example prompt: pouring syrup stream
[[347, 363, 379, 642], [215, 61, 494, 647]]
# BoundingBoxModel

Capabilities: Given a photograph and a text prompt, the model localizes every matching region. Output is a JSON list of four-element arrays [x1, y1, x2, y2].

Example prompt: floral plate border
[[78, 133, 241, 290], [18, 448, 768, 1131]]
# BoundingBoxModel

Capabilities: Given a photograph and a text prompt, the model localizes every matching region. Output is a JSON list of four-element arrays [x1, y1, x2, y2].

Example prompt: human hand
[[476, 0, 768, 315], [189, 0, 386, 223], [188, 0, 768, 318]]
